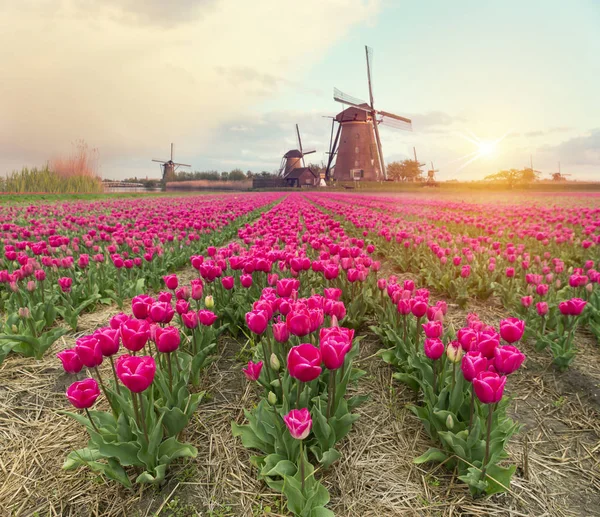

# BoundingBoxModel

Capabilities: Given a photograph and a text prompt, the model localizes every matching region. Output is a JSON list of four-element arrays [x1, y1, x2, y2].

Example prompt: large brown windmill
[[326, 46, 412, 182], [152, 143, 191, 182]]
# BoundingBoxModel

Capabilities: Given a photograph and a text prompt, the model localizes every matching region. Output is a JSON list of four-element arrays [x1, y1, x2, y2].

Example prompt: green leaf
[[413, 447, 448, 465], [484, 463, 517, 495]]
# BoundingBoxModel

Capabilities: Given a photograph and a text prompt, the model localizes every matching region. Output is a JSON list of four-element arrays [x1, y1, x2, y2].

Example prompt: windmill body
[[277, 125, 317, 187], [152, 143, 190, 183], [332, 105, 380, 181], [327, 46, 412, 182]]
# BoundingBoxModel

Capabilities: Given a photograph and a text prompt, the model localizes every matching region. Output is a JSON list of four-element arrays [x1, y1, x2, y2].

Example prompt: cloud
[[541, 129, 600, 166], [409, 111, 463, 133], [524, 127, 571, 138], [0, 0, 380, 176]]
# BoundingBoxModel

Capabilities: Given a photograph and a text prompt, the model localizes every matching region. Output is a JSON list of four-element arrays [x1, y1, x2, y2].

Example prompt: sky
[[1, 0, 599, 181]]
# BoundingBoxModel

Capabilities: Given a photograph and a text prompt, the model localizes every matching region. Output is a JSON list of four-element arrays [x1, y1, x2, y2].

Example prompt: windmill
[[426, 162, 439, 186], [327, 45, 412, 182], [523, 154, 543, 179], [152, 143, 190, 182], [278, 124, 316, 177], [550, 162, 571, 181]]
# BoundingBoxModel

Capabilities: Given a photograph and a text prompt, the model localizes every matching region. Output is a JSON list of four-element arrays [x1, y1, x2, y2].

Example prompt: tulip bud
[[446, 341, 463, 363], [446, 414, 454, 430], [267, 391, 277, 405], [11, 325, 18, 333], [270, 353, 280, 371], [18, 307, 30, 319], [205, 295, 214, 309]]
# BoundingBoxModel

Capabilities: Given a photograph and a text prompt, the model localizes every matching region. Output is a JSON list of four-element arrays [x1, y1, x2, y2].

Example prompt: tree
[[386, 159, 423, 182], [485, 168, 539, 188], [229, 168, 246, 181]]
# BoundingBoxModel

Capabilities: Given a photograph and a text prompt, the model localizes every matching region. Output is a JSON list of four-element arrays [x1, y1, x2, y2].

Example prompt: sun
[[478, 140, 496, 156]]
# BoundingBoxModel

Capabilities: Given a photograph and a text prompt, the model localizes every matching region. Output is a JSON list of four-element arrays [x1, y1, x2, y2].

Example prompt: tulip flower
[[198, 310, 217, 326], [182, 311, 199, 329], [240, 274, 253, 288], [57, 348, 83, 374], [163, 274, 178, 290], [110, 313, 129, 330], [95, 327, 120, 357], [477, 331, 500, 359], [120, 318, 150, 352], [286, 309, 311, 337], [246, 309, 269, 335], [131, 295, 153, 319], [116, 354, 156, 393], [66, 378, 100, 409], [221, 276, 234, 290], [272, 321, 290, 343], [155, 326, 181, 353], [494, 345, 525, 375], [283, 407, 313, 490], [422, 320, 443, 339], [58, 277, 73, 293], [499, 318, 525, 344], [287, 343, 322, 382], [242, 360, 263, 381], [75, 336, 103, 368]]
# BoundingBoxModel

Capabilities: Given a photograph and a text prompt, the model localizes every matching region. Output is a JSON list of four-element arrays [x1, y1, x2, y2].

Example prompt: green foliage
[[387, 159, 423, 182], [1, 165, 103, 194]]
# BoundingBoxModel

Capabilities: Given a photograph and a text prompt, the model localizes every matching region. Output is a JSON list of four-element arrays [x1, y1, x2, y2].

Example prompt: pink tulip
[[115, 354, 156, 392], [66, 378, 100, 409], [57, 348, 83, 374], [221, 276, 234, 290], [75, 335, 103, 368], [287, 343, 322, 382], [499, 318, 525, 343], [286, 309, 311, 337], [422, 321, 443, 339], [272, 321, 290, 343], [163, 274, 178, 290], [94, 327, 120, 356], [494, 345, 525, 375], [58, 277, 73, 293], [424, 338, 444, 360], [246, 309, 268, 334], [120, 318, 150, 352], [461, 351, 488, 382], [283, 408, 312, 440], [198, 310, 217, 326], [473, 371, 506, 404], [155, 326, 181, 353], [242, 360, 263, 381]]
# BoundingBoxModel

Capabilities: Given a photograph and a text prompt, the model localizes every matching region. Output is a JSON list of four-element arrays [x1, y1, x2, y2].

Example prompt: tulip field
[[0, 191, 599, 516]]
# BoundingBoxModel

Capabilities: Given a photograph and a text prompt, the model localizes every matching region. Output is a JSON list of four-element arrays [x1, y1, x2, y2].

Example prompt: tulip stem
[[415, 317, 421, 353], [468, 388, 475, 431], [94, 367, 116, 414], [296, 379, 302, 409], [299, 439, 306, 493], [167, 353, 173, 392], [432, 360, 437, 394], [131, 390, 142, 431], [138, 393, 149, 443], [85, 408, 100, 433], [451, 361, 456, 393], [108, 356, 121, 395], [481, 403, 494, 481], [261, 340, 271, 384], [327, 369, 335, 419]]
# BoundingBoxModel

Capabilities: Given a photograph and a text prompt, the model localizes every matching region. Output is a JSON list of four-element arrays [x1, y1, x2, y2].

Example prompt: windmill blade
[[365, 45, 375, 108], [302, 149, 316, 156], [296, 124, 306, 167], [152, 159, 168, 163], [378, 112, 413, 131], [333, 88, 371, 110], [325, 122, 342, 180], [172, 162, 191, 167]]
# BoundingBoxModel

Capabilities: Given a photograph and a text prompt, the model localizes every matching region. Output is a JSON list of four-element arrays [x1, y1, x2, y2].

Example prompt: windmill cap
[[335, 105, 370, 122], [284, 149, 303, 158]]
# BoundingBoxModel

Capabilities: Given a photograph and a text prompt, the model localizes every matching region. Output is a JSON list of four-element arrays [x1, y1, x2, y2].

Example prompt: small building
[[284, 167, 317, 188]]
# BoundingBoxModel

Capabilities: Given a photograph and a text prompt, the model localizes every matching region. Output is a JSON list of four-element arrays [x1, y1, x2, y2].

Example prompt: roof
[[284, 167, 316, 180], [284, 149, 303, 158], [335, 105, 371, 122]]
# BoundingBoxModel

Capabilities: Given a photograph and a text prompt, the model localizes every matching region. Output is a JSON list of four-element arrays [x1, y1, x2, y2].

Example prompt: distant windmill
[[152, 143, 190, 182], [426, 162, 439, 186], [524, 154, 543, 178], [278, 124, 316, 177], [551, 161, 571, 181], [326, 45, 412, 182]]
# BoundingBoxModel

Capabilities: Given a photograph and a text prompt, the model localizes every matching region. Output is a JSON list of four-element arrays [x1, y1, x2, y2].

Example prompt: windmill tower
[[426, 162, 439, 186], [278, 125, 316, 177], [326, 46, 412, 182], [551, 161, 571, 181], [152, 143, 191, 182]]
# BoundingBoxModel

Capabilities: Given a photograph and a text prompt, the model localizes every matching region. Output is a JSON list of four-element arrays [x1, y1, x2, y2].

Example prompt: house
[[283, 167, 317, 188]]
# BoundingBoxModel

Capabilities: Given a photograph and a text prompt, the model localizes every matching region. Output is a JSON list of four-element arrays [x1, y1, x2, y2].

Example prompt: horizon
[[1, 1, 598, 182]]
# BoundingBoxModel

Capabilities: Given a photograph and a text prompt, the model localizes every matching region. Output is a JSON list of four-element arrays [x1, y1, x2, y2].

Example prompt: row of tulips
[[234, 283, 364, 517], [308, 193, 599, 367], [372, 277, 525, 495], [58, 279, 220, 486], [0, 193, 281, 363]]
